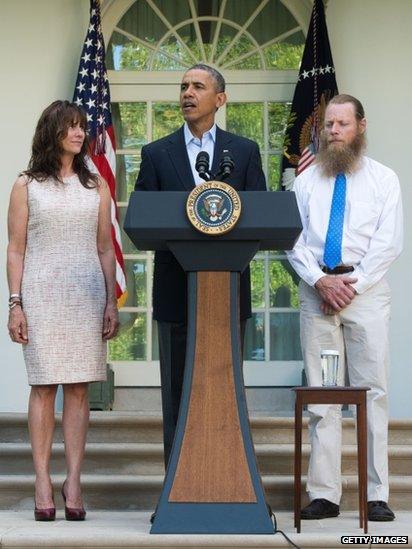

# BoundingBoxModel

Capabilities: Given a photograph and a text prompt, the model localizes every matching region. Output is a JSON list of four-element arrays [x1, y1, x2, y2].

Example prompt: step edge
[[2, 413, 411, 429]]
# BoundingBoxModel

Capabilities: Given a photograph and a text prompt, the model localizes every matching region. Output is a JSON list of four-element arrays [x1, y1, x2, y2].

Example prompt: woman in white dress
[[7, 100, 119, 521]]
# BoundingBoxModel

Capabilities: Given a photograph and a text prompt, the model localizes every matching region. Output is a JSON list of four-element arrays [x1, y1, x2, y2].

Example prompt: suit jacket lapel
[[212, 126, 233, 178], [166, 126, 195, 190]]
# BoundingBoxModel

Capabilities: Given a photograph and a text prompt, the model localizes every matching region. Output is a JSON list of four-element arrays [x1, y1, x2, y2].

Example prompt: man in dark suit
[[135, 64, 266, 469]]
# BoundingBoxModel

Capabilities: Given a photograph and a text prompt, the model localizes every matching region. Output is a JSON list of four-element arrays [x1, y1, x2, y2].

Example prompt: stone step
[[0, 443, 164, 476], [2, 442, 412, 476], [0, 413, 162, 444], [2, 510, 410, 548], [2, 413, 412, 445], [1, 474, 412, 512], [251, 417, 412, 445], [258, 444, 412, 476]]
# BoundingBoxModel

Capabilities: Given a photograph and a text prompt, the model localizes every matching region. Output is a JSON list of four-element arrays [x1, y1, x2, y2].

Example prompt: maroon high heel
[[61, 480, 86, 521], [34, 506, 56, 521], [34, 493, 56, 521]]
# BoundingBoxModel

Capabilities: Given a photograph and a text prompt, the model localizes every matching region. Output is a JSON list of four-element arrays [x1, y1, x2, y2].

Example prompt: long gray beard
[[316, 132, 366, 178]]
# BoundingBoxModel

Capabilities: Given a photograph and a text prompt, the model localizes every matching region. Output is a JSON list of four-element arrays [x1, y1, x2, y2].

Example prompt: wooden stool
[[293, 387, 370, 534]]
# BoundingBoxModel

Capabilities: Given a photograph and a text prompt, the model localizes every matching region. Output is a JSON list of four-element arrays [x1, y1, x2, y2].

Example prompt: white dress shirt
[[184, 122, 216, 185], [287, 156, 403, 294]]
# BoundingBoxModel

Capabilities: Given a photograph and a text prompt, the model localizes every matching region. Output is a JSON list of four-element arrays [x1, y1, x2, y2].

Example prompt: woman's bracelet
[[9, 294, 22, 310]]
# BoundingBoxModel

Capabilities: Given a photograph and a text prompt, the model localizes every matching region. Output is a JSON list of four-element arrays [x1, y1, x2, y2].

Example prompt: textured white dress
[[21, 175, 107, 385]]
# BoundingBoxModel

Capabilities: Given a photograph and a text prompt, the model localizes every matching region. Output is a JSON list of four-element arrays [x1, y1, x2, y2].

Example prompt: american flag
[[281, 0, 338, 190], [73, 0, 127, 306]]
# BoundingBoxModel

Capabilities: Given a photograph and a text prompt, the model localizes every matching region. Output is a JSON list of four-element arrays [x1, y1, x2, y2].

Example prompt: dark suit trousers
[[157, 319, 247, 469]]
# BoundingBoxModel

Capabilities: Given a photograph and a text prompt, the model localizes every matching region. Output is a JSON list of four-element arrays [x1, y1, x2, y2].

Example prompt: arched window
[[103, 0, 309, 389], [106, 0, 305, 71]]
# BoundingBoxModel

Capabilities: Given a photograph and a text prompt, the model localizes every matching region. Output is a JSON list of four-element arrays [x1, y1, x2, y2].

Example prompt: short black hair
[[185, 63, 225, 93]]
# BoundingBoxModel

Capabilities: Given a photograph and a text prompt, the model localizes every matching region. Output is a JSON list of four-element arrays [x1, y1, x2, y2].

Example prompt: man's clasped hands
[[315, 275, 358, 315]]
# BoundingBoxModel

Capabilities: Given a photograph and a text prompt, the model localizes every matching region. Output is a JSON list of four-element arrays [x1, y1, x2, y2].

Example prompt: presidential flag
[[73, 0, 127, 306], [281, 0, 338, 190]]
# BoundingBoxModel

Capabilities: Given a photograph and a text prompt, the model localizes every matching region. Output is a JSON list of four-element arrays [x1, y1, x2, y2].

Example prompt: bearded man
[[287, 94, 403, 522]]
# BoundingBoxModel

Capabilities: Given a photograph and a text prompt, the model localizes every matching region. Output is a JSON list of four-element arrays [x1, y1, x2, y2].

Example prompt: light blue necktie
[[323, 173, 346, 269]]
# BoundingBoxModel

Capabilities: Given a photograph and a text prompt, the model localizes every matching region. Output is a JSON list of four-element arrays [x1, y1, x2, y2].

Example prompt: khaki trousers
[[299, 277, 391, 504]]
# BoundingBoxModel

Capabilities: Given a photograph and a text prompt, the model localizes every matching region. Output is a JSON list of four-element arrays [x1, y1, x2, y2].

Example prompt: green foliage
[[282, 110, 297, 152], [119, 42, 151, 71], [117, 103, 147, 148], [125, 260, 147, 308], [251, 260, 265, 308], [269, 261, 299, 308], [269, 103, 291, 150], [264, 43, 304, 70], [109, 313, 146, 361], [153, 103, 183, 140], [268, 155, 281, 191], [227, 103, 263, 148], [251, 259, 299, 310]]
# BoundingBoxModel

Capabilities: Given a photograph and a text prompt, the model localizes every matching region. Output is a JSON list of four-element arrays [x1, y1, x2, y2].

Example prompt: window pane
[[177, 21, 218, 60], [174, 24, 212, 63], [222, 36, 262, 70], [118, 1, 167, 37], [116, 154, 141, 202], [152, 45, 191, 71], [226, 103, 264, 149], [152, 0, 191, 26], [107, 31, 151, 71], [124, 259, 147, 308], [153, 103, 182, 141], [109, 312, 147, 361], [228, 53, 262, 70], [223, 0, 263, 26], [214, 24, 238, 62], [248, 0, 300, 45], [269, 259, 300, 308], [264, 41, 304, 70], [269, 312, 301, 360], [268, 155, 281, 191], [250, 259, 265, 308], [118, 206, 137, 254], [244, 313, 265, 361], [268, 102, 290, 150], [114, 103, 147, 149]]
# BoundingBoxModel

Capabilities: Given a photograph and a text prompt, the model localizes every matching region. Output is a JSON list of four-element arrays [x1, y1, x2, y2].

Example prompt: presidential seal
[[186, 181, 241, 235]]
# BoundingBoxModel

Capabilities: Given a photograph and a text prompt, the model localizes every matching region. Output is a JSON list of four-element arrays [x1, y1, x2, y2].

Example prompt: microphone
[[217, 150, 234, 181], [195, 151, 210, 181]]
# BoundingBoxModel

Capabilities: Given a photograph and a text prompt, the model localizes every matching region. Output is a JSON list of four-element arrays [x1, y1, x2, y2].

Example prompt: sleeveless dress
[[21, 175, 107, 385]]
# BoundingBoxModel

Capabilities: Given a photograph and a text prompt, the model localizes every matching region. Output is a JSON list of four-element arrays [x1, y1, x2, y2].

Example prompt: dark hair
[[23, 100, 99, 189], [186, 63, 226, 92], [327, 94, 365, 120]]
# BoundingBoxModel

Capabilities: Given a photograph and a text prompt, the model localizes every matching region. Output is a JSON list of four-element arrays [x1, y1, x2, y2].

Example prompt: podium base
[[151, 502, 274, 534], [150, 272, 274, 535]]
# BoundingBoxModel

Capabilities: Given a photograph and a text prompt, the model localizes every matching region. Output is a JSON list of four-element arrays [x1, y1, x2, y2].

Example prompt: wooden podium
[[124, 191, 302, 534]]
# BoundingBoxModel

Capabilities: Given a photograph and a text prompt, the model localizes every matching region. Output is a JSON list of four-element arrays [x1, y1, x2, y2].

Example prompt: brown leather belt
[[321, 265, 354, 275]]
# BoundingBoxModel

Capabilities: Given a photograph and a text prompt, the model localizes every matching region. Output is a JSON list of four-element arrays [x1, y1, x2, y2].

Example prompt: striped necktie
[[323, 173, 346, 269]]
